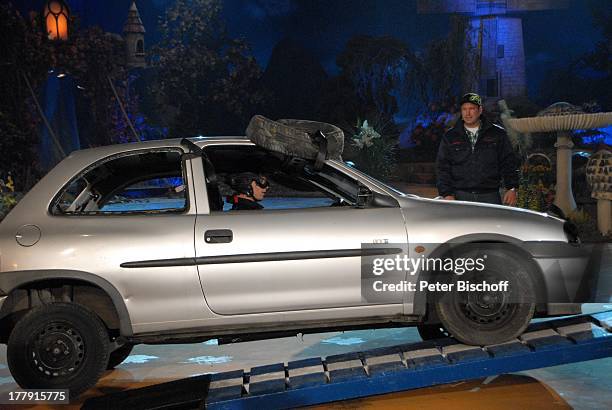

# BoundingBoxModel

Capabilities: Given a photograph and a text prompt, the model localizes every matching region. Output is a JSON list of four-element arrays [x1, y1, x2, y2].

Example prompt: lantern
[[43, 0, 70, 41]]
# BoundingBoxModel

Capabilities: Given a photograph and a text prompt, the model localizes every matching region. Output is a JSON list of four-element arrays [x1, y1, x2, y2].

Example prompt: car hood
[[394, 195, 567, 243]]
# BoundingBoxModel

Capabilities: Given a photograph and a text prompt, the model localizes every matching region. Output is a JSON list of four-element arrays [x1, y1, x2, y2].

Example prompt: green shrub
[[0, 176, 19, 221]]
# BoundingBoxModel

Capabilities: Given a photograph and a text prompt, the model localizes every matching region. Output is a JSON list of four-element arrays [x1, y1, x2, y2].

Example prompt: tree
[[538, 3, 611, 110], [261, 38, 328, 120], [317, 74, 363, 130], [324, 18, 477, 141], [151, 0, 266, 136], [336, 35, 415, 122], [410, 16, 478, 115], [0, 1, 131, 183], [0, 3, 54, 189], [67, 27, 128, 147]]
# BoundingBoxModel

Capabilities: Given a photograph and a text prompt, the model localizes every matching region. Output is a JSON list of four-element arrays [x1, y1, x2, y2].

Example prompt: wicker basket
[[586, 150, 612, 200]]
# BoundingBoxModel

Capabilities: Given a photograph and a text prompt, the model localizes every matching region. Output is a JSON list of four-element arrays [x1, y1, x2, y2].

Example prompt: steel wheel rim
[[28, 321, 85, 378], [457, 270, 515, 326]]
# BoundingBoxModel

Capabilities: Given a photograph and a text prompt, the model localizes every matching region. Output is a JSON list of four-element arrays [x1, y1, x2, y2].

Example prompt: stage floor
[[1, 305, 611, 409]]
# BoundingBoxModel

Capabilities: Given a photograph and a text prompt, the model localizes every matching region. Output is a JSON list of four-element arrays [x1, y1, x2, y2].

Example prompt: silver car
[[0, 137, 590, 396]]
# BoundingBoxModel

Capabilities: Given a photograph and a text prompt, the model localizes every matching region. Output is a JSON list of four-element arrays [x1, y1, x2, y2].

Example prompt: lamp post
[[43, 0, 70, 41], [23, 1, 72, 164], [37, 0, 141, 151], [31, 0, 78, 168]]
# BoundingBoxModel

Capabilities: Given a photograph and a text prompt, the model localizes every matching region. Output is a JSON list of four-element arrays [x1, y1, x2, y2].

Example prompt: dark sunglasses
[[253, 177, 269, 189]]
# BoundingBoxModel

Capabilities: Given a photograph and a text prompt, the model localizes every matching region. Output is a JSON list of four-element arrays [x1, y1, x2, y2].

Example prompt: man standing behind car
[[436, 93, 519, 205]]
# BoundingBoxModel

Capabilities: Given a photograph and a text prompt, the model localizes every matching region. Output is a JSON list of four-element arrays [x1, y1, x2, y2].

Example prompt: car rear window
[[51, 150, 189, 215]]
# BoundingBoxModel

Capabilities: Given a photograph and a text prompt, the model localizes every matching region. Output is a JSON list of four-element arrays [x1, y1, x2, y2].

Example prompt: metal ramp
[[82, 311, 612, 410]]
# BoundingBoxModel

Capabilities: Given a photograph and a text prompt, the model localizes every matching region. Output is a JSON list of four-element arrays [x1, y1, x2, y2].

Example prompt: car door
[[39, 149, 205, 332], [193, 148, 409, 316]]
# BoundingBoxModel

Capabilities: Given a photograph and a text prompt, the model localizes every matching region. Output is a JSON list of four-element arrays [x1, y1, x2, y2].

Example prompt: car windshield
[[341, 161, 408, 197], [303, 164, 360, 203]]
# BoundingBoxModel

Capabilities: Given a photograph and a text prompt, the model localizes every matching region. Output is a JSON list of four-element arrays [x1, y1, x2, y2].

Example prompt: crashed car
[[0, 135, 590, 396]]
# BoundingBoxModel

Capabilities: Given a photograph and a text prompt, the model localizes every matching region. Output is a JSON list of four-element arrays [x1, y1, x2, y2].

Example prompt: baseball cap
[[460, 93, 482, 107]]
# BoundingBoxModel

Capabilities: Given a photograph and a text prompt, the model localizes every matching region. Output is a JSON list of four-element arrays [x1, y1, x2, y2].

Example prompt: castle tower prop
[[123, 1, 146, 69], [418, 0, 568, 100]]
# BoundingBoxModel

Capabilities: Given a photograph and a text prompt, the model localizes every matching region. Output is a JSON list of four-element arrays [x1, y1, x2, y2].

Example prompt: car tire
[[434, 248, 536, 346], [246, 115, 344, 160], [417, 323, 451, 341], [107, 343, 134, 370], [7, 302, 110, 398]]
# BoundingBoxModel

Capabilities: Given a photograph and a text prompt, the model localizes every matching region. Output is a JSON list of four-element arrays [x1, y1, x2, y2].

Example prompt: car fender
[[0, 269, 133, 336], [411, 233, 547, 317]]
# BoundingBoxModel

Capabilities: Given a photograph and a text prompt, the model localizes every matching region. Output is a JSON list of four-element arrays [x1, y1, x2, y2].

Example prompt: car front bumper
[[524, 241, 594, 307]]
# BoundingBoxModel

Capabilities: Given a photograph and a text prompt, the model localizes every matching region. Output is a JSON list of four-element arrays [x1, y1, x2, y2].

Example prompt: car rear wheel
[[107, 343, 134, 369], [7, 302, 110, 398], [434, 248, 536, 346]]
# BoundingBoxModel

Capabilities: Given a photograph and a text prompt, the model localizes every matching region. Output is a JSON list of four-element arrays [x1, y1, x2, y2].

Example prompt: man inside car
[[228, 172, 269, 210]]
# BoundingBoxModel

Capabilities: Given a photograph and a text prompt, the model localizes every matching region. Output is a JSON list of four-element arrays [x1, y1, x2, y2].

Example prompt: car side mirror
[[356, 185, 373, 208]]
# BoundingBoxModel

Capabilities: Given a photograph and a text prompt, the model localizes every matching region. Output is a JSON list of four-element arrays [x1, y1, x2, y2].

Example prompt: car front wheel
[[7, 302, 110, 398], [434, 248, 536, 346]]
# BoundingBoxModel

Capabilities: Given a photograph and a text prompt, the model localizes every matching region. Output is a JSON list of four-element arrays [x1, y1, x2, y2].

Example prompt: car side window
[[99, 177, 186, 212], [203, 145, 358, 212], [51, 150, 188, 215], [55, 177, 88, 213], [222, 173, 336, 211]]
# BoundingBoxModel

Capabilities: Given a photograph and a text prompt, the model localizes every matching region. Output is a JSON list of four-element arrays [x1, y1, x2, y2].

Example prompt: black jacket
[[229, 196, 264, 210], [436, 117, 519, 197]]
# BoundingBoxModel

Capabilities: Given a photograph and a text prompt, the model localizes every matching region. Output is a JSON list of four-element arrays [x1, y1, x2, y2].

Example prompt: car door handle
[[205, 229, 233, 244]]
